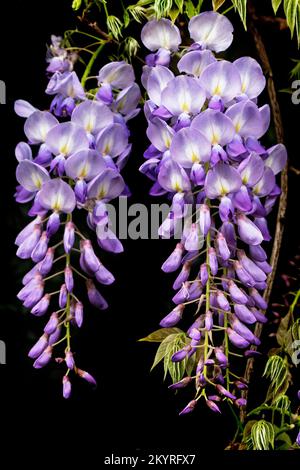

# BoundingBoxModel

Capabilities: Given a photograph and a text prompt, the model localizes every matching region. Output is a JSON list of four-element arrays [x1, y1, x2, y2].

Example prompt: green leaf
[[272, 0, 283, 13], [106, 15, 123, 40], [123, 9, 130, 28], [185, 0, 197, 18], [284, 0, 300, 44], [72, 0, 82, 10], [275, 431, 292, 450], [175, 0, 184, 11], [139, 327, 183, 342], [150, 333, 179, 371], [276, 310, 292, 346], [231, 0, 247, 29], [169, 7, 180, 21], [251, 420, 275, 450], [212, 0, 226, 10]]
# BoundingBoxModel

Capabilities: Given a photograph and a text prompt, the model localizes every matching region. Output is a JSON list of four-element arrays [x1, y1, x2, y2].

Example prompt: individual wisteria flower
[[15, 41, 141, 398], [140, 11, 287, 415]]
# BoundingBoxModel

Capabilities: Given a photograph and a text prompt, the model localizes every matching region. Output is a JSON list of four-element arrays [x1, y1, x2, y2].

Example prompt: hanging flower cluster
[[14, 39, 141, 397], [140, 11, 287, 414]]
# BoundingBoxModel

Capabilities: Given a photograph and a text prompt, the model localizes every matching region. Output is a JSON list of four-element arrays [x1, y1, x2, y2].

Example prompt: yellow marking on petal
[[191, 152, 199, 163], [97, 186, 107, 199], [164, 137, 171, 148], [173, 182, 182, 192], [51, 194, 63, 211], [103, 144, 111, 155], [32, 174, 42, 189], [181, 102, 189, 113], [60, 144, 69, 155], [241, 82, 247, 93], [235, 122, 242, 133], [78, 164, 89, 178], [86, 121, 93, 133], [213, 85, 222, 95], [211, 133, 219, 145]]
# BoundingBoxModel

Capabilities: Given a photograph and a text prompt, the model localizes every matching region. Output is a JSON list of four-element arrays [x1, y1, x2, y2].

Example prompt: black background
[[0, 0, 299, 464]]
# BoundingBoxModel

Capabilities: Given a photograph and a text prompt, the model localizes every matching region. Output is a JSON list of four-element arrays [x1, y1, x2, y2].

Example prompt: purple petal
[[65, 149, 106, 181], [37, 178, 76, 213], [170, 127, 211, 168], [16, 160, 50, 192], [205, 162, 242, 199], [264, 144, 287, 175], [234, 57, 266, 99], [177, 50, 216, 77], [98, 61, 135, 89], [192, 109, 235, 146], [200, 60, 241, 104], [141, 19, 181, 52], [188, 12, 233, 52], [14, 99, 37, 118], [87, 168, 125, 202], [225, 100, 264, 138], [158, 158, 191, 193], [96, 123, 128, 158], [146, 65, 174, 106], [24, 111, 58, 144], [71, 100, 114, 134], [46, 122, 89, 157], [161, 76, 206, 116]]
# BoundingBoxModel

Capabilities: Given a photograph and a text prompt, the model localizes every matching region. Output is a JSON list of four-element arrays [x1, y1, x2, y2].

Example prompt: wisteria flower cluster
[[140, 11, 287, 414], [14, 39, 141, 398]]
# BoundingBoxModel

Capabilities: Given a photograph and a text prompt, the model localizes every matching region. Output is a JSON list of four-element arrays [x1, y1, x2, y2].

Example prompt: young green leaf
[[232, 0, 247, 29], [139, 327, 183, 342], [272, 0, 283, 14]]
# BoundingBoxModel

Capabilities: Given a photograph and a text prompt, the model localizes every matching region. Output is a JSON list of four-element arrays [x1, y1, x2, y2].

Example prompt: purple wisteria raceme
[[15, 42, 141, 398], [140, 11, 287, 415]]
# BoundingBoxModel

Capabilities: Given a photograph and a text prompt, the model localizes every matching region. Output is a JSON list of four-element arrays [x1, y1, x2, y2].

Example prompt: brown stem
[[240, 2, 288, 422]]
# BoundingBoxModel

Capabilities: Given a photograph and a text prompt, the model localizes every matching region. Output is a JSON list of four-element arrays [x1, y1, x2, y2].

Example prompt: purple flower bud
[[63, 222, 75, 253], [46, 212, 60, 237], [179, 399, 197, 415], [215, 347, 228, 367], [31, 231, 49, 263], [160, 304, 184, 327], [250, 308, 267, 324], [63, 375, 72, 399], [254, 259, 272, 274], [297, 390, 300, 401], [168, 377, 193, 390], [235, 398, 247, 408], [22, 263, 41, 285], [77, 368, 97, 386], [244, 349, 262, 357], [59, 284, 67, 308], [249, 244, 267, 262], [18, 273, 42, 301], [16, 224, 42, 259], [171, 348, 188, 363], [199, 204, 211, 236], [33, 346, 53, 369], [81, 240, 101, 273], [23, 280, 44, 309], [65, 351, 75, 369], [235, 380, 248, 390], [95, 263, 115, 285], [44, 312, 59, 335], [236, 214, 263, 246], [216, 384, 236, 400], [208, 247, 218, 275], [189, 328, 201, 342], [64, 266, 74, 293], [205, 310, 213, 331], [208, 395, 222, 402], [249, 288, 267, 309], [237, 249, 267, 282], [15, 216, 42, 246], [28, 333, 48, 359], [216, 291, 230, 311], [74, 301, 84, 328], [234, 304, 257, 324], [206, 400, 221, 413], [233, 260, 255, 287], [31, 294, 50, 316], [200, 263, 208, 286], [228, 280, 248, 304], [204, 358, 215, 365], [216, 232, 230, 261], [161, 243, 184, 273], [74, 179, 87, 203], [40, 247, 55, 275], [227, 327, 250, 349], [173, 262, 191, 290], [48, 326, 62, 345], [254, 217, 271, 241], [86, 279, 108, 310]]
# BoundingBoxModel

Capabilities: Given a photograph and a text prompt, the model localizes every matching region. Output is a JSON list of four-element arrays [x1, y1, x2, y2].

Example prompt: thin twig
[[240, 1, 288, 423]]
